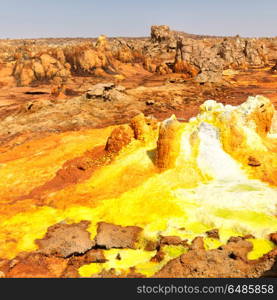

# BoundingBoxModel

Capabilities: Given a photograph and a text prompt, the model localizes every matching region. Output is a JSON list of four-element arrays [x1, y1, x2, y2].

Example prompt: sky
[[0, 0, 276, 39]]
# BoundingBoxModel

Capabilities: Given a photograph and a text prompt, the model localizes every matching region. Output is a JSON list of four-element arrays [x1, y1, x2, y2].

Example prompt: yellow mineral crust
[[0, 96, 276, 274]]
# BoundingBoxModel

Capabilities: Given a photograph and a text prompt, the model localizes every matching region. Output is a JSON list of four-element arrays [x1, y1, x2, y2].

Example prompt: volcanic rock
[[150, 250, 165, 263], [206, 229, 220, 239], [95, 222, 142, 249], [188, 237, 205, 251], [13, 52, 71, 86], [35, 221, 95, 258], [105, 124, 134, 153], [151, 25, 172, 43], [144, 240, 158, 251], [154, 238, 276, 278], [86, 82, 129, 102], [156, 115, 183, 170], [160, 235, 183, 246], [130, 113, 158, 142]]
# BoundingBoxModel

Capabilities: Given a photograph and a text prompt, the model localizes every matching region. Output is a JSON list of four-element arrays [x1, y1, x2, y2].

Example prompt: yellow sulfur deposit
[[0, 95, 276, 276]]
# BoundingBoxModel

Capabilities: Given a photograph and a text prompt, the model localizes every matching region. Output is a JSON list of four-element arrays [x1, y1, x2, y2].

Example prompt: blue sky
[[0, 0, 276, 38]]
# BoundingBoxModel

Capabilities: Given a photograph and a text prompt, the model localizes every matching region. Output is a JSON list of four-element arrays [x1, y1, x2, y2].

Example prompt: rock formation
[[156, 116, 184, 170], [147, 25, 269, 82], [1, 25, 273, 87], [0, 25, 277, 279], [154, 238, 276, 278], [271, 61, 277, 73], [151, 25, 172, 43], [13, 52, 71, 86], [105, 124, 134, 153], [130, 113, 158, 143]]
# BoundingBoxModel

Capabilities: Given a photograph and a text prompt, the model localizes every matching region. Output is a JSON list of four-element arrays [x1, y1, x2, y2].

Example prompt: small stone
[[146, 100, 155, 106], [248, 156, 261, 167], [150, 250, 165, 263], [160, 236, 182, 246], [206, 229, 220, 239]]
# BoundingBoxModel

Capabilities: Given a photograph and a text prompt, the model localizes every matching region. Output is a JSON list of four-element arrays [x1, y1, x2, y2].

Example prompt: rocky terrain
[[0, 26, 276, 278]]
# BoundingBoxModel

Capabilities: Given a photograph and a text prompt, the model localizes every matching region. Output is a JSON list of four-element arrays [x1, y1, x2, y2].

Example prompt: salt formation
[[156, 95, 275, 177], [155, 95, 277, 237]]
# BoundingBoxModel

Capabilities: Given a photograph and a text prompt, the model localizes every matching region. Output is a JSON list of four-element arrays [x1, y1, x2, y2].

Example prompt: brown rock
[[151, 25, 171, 43], [269, 232, 277, 244], [189, 237, 205, 251], [144, 240, 158, 251], [154, 238, 275, 278], [35, 221, 95, 258], [248, 156, 261, 167], [150, 250, 165, 263], [95, 222, 142, 249], [227, 235, 254, 243], [61, 265, 80, 278], [130, 113, 152, 142], [206, 229, 220, 239], [105, 125, 134, 153], [160, 235, 182, 246], [6, 253, 68, 278], [67, 249, 106, 269], [84, 249, 106, 263], [271, 62, 277, 72], [243, 234, 255, 239]]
